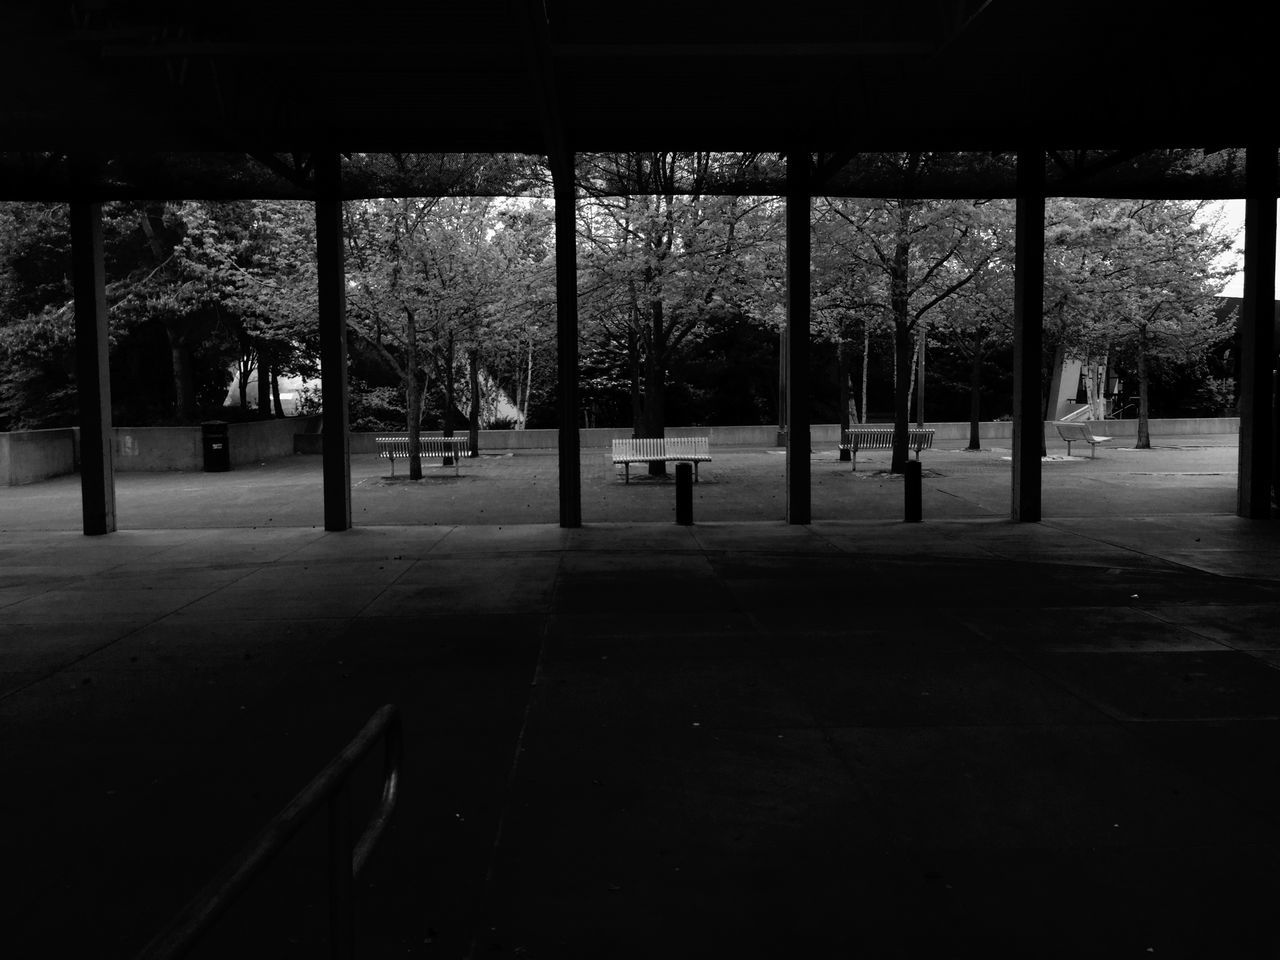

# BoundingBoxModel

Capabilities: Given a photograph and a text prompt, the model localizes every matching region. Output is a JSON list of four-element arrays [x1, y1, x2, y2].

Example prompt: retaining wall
[[113, 415, 323, 471], [329, 418, 1239, 453], [0, 416, 1244, 483], [0, 428, 78, 485], [1, 416, 321, 484]]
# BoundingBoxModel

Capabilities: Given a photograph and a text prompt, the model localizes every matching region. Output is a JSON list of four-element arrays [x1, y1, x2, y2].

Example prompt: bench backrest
[[376, 435, 470, 456], [664, 436, 710, 458], [1056, 423, 1093, 441], [843, 427, 934, 450], [613, 437, 710, 459], [613, 437, 665, 459]]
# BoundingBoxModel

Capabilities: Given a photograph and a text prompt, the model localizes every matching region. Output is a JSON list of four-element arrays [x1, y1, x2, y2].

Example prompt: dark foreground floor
[[2, 515, 1280, 959]]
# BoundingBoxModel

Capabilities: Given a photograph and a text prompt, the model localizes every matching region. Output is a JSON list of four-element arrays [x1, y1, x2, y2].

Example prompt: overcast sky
[[1205, 198, 1280, 298]]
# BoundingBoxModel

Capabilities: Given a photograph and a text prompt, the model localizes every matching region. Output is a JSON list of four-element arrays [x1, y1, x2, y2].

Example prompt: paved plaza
[[2, 433, 1278, 958], [0, 434, 1245, 531]]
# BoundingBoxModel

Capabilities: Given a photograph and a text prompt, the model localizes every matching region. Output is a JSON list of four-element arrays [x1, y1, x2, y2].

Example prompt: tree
[[1, 199, 265, 428], [344, 195, 548, 478], [925, 211, 1016, 450], [819, 156, 1005, 472], [0, 202, 75, 429], [1042, 197, 1238, 452], [1061, 199, 1237, 448], [813, 201, 891, 455], [170, 199, 319, 417], [577, 152, 783, 474]]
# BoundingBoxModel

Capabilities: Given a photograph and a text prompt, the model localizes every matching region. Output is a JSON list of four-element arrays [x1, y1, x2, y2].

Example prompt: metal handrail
[[135, 704, 403, 960]]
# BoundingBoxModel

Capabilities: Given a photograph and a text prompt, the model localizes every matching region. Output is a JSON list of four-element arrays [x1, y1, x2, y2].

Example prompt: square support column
[[1011, 148, 1045, 522], [1237, 143, 1277, 519], [71, 189, 116, 535], [785, 150, 811, 525], [554, 160, 582, 528], [315, 153, 351, 532]]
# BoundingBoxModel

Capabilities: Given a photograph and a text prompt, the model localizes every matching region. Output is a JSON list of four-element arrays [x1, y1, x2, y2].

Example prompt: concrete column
[[1237, 143, 1277, 519], [315, 153, 351, 531], [785, 150, 811, 524], [70, 163, 116, 536], [1011, 148, 1045, 522], [554, 159, 582, 528]]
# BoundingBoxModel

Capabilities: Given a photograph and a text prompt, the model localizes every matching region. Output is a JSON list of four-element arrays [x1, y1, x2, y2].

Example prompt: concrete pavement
[[1, 437, 1278, 958]]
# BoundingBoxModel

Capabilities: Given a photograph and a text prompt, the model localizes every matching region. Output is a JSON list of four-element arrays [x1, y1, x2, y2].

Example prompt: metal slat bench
[[376, 435, 470, 476], [839, 426, 934, 471], [1055, 422, 1112, 458], [611, 437, 711, 484]]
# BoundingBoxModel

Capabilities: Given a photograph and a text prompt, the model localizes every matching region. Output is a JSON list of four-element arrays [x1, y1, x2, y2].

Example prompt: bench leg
[[1090, 443, 1097, 459], [851, 449, 858, 472], [1064, 440, 1072, 457], [389, 455, 395, 477], [624, 463, 630, 484], [694, 462, 699, 484]]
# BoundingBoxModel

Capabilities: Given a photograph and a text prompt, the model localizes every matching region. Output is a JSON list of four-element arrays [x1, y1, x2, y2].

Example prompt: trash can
[[202, 420, 231, 472]]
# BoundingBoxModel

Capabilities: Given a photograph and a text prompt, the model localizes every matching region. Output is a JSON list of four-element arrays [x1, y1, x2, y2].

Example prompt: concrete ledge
[[318, 418, 1240, 453], [2, 416, 1241, 482], [112, 416, 321, 470], [0, 428, 78, 485]]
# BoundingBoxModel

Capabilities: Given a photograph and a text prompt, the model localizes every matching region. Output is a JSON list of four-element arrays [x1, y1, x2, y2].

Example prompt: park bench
[[611, 437, 711, 484], [1055, 422, 1111, 458], [376, 435, 470, 476], [840, 426, 934, 471]]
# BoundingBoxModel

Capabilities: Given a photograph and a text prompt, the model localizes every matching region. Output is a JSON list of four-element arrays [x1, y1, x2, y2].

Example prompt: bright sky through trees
[[1204, 198, 1277, 298]]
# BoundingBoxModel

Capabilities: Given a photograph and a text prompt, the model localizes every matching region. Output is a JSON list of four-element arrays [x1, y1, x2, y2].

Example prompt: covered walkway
[[2, 512, 1279, 957]]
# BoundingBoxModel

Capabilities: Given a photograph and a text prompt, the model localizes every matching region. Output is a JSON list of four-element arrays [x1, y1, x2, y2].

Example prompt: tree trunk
[[271, 368, 284, 418], [890, 219, 912, 474], [1040, 342, 1061, 459], [891, 320, 913, 473], [167, 327, 196, 422], [905, 330, 918, 425], [256, 344, 271, 418], [860, 321, 870, 426], [521, 334, 533, 428], [778, 326, 788, 436], [628, 327, 643, 434], [238, 359, 250, 409], [642, 301, 666, 477], [406, 308, 422, 480], [837, 335, 851, 462], [1136, 323, 1151, 449], [468, 347, 480, 457], [443, 331, 456, 466], [915, 324, 926, 429], [968, 344, 984, 451]]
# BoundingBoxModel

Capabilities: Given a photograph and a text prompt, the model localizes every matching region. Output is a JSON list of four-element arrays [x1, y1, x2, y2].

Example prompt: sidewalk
[[0, 434, 1244, 531], [1, 435, 1277, 958]]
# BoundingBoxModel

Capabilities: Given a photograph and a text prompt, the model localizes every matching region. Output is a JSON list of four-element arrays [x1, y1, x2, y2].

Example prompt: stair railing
[[135, 703, 403, 960]]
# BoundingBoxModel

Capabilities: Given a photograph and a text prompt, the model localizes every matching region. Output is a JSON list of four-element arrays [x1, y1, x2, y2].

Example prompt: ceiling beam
[[517, 0, 569, 183]]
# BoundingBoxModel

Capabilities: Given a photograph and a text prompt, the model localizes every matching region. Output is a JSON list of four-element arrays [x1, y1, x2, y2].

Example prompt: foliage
[[575, 152, 783, 471], [1044, 198, 1238, 445], [813, 159, 1010, 469]]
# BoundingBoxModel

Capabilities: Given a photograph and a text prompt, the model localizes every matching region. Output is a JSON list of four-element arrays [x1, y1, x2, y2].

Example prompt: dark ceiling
[[0, 1, 1273, 197]]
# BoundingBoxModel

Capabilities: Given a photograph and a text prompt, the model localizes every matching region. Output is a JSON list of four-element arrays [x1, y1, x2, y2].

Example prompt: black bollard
[[904, 460, 922, 523], [675, 462, 694, 525]]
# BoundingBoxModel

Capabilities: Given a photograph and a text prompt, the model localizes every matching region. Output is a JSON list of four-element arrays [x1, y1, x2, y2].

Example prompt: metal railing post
[[134, 705, 402, 960], [329, 785, 355, 960]]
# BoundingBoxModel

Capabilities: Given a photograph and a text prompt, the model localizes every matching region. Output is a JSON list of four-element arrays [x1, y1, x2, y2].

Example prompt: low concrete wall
[[1074, 417, 1238, 438], [0, 415, 1245, 482], [112, 415, 322, 472], [114, 426, 201, 471], [227, 416, 322, 466], [0, 428, 78, 485], [314, 418, 1240, 455]]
